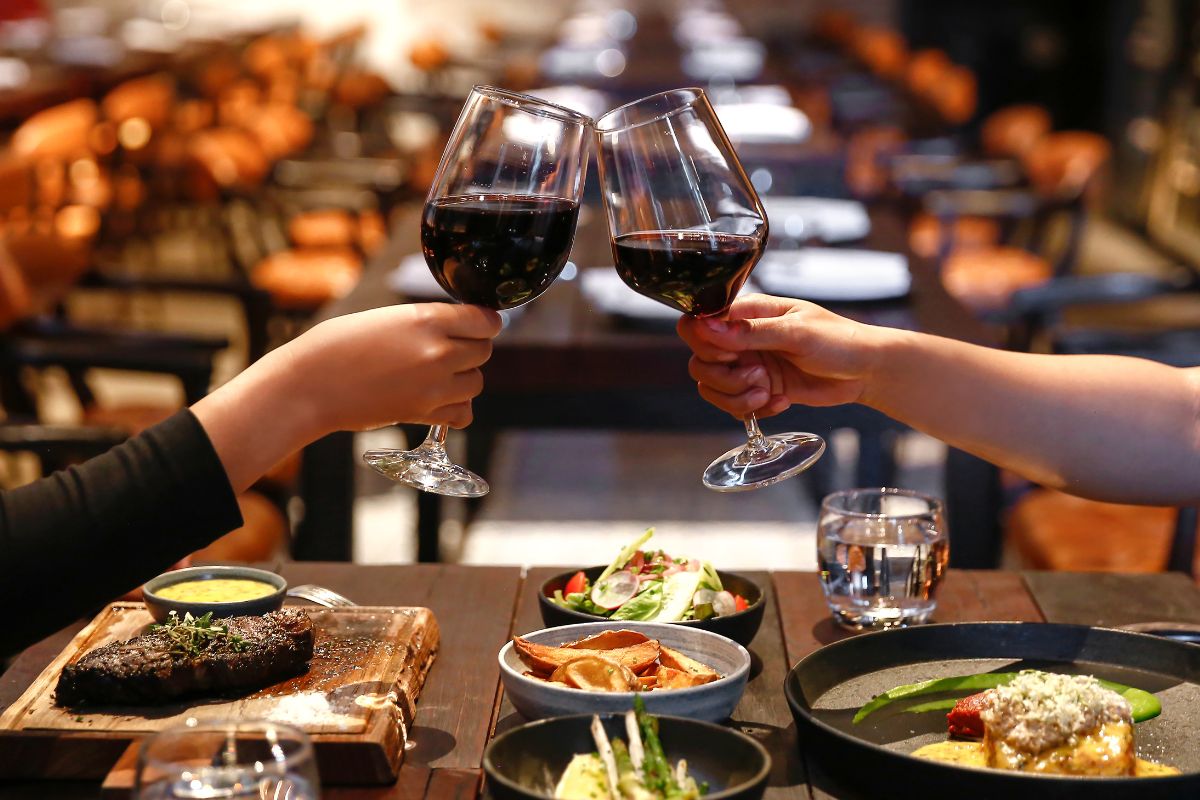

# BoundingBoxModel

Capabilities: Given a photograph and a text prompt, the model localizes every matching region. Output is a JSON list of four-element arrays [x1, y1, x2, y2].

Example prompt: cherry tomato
[[733, 594, 749, 612], [564, 571, 587, 596]]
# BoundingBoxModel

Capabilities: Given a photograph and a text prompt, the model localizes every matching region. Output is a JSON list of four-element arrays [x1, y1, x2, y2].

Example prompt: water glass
[[135, 718, 319, 799], [817, 488, 949, 630]]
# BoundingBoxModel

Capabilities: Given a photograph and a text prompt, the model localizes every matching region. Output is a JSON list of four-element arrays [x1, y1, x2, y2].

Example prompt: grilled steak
[[55, 609, 314, 706]]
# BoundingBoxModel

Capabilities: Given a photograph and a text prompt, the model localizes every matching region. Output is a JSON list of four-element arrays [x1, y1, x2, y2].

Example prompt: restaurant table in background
[[3, 564, 1199, 799], [302, 181, 1002, 565]]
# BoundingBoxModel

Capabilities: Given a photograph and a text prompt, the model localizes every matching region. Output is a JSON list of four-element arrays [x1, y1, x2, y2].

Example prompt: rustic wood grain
[[425, 767, 483, 799], [933, 570, 1044, 623], [0, 604, 437, 785], [1024, 570, 1200, 627], [774, 570, 1045, 668], [493, 566, 570, 733], [276, 563, 521, 773], [731, 572, 809, 800]]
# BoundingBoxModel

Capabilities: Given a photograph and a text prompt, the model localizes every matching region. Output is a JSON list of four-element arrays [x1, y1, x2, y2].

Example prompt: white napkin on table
[[754, 248, 910, 302], [579, 268, 759, 320], [762, 197, 871, 243], [387, 253, 450, 300]]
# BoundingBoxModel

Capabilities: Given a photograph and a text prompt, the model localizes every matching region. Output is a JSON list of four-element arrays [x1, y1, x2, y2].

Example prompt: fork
[[286, 584, 357, 607]]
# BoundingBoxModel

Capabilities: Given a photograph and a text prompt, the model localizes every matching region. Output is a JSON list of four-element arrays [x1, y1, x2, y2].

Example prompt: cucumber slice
[[652, 570, 703, 622]]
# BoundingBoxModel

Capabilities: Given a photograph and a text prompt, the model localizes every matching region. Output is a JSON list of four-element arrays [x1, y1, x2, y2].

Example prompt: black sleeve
[[0, 409, 244, 656]]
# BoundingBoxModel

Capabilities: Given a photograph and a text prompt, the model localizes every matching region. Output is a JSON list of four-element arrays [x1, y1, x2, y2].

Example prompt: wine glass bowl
[[421, 194, 579, 309], [134, 718, 319, 800], [596, 88, 825, 491], [364, 86, 592, 497], [598, 88, 767, 318]]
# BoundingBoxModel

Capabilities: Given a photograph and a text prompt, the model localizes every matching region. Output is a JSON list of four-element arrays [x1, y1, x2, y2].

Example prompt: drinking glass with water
[[817, 488, 948, 630], [135, 718, 319, 799]]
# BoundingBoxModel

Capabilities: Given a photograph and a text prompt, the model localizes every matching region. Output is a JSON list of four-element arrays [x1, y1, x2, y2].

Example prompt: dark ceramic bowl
[[142, 565, 287, 623], [538, 566, 766, 647], [784, 622, 1200, 800], [484, 713, 770, 800]]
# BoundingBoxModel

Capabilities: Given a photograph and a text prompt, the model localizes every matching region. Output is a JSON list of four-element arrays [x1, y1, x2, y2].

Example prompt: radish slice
[[692, 589, 717, 607], [713, 591, 737, 617], [591, 569, 639, 609]]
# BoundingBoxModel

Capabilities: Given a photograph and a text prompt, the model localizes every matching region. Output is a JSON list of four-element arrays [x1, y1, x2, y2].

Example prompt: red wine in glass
[[611, 230, 762, 316], [422, 194, 579, 309]]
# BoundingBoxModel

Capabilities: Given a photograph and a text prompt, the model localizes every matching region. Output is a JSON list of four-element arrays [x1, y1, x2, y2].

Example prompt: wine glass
[[595, 88, 825, 491], [135, 718, 319, 799], [363, 86, 592, 497]]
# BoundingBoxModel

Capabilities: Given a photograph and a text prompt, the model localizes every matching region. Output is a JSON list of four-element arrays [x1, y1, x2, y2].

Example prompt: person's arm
[[193, 303, 500, 492], [0, 411, 242, 656], [0, 303, 501, 656], [678, 294, 1200, 505]]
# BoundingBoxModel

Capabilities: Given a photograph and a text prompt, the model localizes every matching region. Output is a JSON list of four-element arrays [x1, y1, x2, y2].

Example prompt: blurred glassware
[[817, 488, 949, 630], [761, 197, 871, 244], [525, 85, 610, 122], [135, 718, 320, 800], [674, 9, 742, 46], [713, 103, 810, 145], [681, 38, 764, 82], [707, 84, 793, 108], [0, 58, 32, 90], [539, 43, 627, 82]]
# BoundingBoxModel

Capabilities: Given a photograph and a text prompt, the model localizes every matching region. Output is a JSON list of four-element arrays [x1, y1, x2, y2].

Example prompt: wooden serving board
[[0, 603, 438, 785]]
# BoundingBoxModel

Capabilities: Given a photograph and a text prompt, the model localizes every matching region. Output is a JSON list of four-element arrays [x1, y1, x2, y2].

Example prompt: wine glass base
[[702, 432, 826, 492], [363, 449, 490, 498]]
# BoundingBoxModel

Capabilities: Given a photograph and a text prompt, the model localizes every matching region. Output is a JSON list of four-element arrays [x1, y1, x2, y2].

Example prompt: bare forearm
[[191, 346, 323, 494], [865, 330, 1200, 504]]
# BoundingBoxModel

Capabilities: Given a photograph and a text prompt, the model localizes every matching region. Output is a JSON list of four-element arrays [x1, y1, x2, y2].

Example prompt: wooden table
[[3, 563, 1198, 799]]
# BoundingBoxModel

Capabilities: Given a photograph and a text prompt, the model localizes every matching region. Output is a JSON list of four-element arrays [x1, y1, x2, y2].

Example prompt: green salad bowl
[[538, 566, 766, 647]]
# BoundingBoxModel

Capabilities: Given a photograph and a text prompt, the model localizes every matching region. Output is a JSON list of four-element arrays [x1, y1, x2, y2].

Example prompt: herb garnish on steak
[[55, 609, 314, 707]]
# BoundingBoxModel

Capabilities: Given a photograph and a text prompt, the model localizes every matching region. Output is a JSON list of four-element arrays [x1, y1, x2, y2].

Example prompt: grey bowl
[[499, 621, 751, 722], [142, 565, 287, 623]]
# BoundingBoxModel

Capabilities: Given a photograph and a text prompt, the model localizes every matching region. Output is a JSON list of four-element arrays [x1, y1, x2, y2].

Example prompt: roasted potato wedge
[[562, 629, 650, 651], [658, 644, 720, 685], [514, 637, 661, 675], [550, 656, 638, 691], [655, 665, 708, 690]]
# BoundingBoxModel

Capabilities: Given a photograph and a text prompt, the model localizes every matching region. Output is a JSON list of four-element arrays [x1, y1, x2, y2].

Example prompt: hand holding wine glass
[[595, 88, 825, 491], [364, 86, 592, 497]]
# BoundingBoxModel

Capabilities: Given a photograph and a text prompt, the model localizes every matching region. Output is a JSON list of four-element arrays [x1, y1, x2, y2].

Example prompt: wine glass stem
[[743, 414, 770, 455], [419, 425, 451, 462]]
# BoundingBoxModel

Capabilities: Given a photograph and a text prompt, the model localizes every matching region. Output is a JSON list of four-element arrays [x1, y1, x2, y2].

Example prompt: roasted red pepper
[[946, 690, 992, 738]]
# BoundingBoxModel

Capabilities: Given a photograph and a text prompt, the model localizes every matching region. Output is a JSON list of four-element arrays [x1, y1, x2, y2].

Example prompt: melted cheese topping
[[980, 671, 1132, 753]]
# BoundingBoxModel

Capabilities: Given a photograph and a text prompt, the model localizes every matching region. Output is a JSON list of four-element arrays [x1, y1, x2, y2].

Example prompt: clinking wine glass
[[363, 86, 592, 497], [595, 88, 825, 490]]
